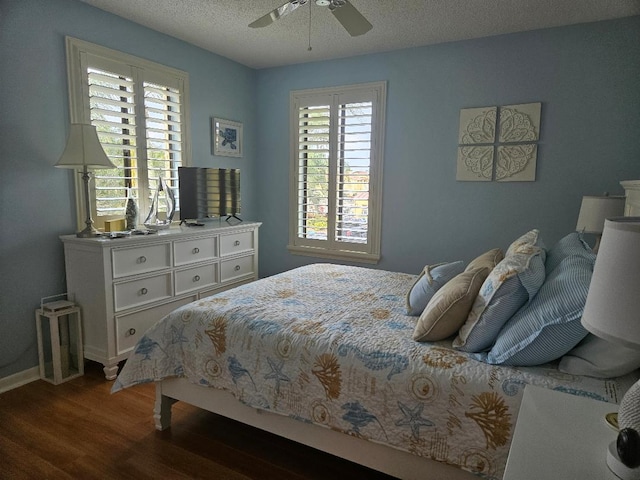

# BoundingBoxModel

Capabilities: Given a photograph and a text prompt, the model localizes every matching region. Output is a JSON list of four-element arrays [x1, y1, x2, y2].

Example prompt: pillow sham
[[477, 253, 593, 366], [413, 267, 489, 342], [406, 261, 465, 316], [506, 228, 543, 257], [466, 248, 504, 272], [559, 334, 640, 378], [545, 232, 594, 274], [453, 243, 546, 353]]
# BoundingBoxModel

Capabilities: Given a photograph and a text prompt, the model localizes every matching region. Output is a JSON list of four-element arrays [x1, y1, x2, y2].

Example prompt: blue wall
[[0, 0, 257, 379], [256, 16, 640, 277], [1, 0, 638, 380]]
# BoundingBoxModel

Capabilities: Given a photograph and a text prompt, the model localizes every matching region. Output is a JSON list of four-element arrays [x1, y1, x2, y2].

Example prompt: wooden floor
[[0, 361, 396, 479]]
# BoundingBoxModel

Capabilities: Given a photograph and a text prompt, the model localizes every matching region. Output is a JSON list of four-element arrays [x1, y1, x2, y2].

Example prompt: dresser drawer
[[174, 236, 217, 266], [115, 296, 195, 356], [112, 243, 171, 278], [175, 263, 218, 295], [221, 254, 254, 283], [114, 273, 173, 311], [220, 231, 254, 256]]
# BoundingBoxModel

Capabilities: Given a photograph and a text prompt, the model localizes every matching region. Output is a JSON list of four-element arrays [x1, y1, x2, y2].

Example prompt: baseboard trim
[[0, 367, 40, 394]]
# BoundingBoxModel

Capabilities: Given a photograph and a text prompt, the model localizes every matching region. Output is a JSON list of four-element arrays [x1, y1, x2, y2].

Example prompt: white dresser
[[621, 180, 640, 216], [61, 221, 261, 379]]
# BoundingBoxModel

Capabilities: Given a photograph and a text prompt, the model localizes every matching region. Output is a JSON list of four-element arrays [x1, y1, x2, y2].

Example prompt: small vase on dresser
[[125, 187, 138, 230]]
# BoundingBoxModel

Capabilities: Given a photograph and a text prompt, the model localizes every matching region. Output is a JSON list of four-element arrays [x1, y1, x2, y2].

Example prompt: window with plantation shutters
[[288, 82, 386, 263], [65, 37, 190, 231]]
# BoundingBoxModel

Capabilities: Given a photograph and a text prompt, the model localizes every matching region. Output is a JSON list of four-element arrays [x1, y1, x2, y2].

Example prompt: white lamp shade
[[575, 195, 626, 234], [55, 123, 115, 169], [581, 217, 640, 350]]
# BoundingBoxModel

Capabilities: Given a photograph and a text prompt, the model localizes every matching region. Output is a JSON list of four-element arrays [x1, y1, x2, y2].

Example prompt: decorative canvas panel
[[496, 145, 538, 182], [458, 107, 497, 145], [499, 103, 541, 143], [457, 146, 494, 181]]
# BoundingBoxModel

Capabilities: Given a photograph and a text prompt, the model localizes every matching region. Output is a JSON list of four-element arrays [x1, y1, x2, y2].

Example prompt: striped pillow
[[453, 243, 546, 353], [545, 232, 594, 274], [478, 253, 594, 366]]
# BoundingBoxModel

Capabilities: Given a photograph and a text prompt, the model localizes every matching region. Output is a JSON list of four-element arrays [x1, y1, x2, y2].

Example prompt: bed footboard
[[154, 378, 476, 480]]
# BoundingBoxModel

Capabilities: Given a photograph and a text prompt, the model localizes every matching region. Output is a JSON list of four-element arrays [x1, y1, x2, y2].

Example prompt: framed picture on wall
[[213, 117, 243, 157]]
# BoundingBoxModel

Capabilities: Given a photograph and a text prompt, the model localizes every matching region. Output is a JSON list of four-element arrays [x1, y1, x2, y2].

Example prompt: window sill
[[287, 244, 380, 264]]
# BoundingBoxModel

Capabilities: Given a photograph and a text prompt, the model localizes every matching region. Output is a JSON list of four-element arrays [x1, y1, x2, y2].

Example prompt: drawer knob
[[128, 328, 136, 336], [234, 240, 240, 246], [234, 265, 241, 271], [140, 287, 148, 295], [192, 247, 200, 254], [193, 275, 201, 282], [138, 256, 147, 264]]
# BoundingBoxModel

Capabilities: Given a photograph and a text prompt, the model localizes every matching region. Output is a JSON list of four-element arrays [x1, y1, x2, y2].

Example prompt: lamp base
[[76, 225, 103, 238], [608, 441, 640, 479]]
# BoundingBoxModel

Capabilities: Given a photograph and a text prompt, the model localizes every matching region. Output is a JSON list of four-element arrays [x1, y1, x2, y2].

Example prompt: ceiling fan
[[249, 0, 372, 37]]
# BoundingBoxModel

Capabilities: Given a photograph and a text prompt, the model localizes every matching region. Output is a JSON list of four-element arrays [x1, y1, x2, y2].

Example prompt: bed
[[112, 232, 639, 480]]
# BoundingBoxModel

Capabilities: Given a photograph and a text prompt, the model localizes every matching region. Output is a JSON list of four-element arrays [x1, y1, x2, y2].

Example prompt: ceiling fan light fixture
[[250, 0, 371, 37]]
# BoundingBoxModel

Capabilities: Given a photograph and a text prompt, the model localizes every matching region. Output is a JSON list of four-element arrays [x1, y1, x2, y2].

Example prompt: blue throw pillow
[[477, 253, 594, 366], [406, 261, 465, 316]]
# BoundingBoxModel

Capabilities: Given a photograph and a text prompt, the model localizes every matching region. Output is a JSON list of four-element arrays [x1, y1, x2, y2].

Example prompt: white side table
[[504, 385, 619, 480]]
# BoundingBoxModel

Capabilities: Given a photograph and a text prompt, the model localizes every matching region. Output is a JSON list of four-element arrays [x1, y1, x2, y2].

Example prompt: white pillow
[[559, 334, 640, 378]]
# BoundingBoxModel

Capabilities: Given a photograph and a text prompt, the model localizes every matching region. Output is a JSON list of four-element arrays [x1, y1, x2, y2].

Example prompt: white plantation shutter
[[66, 37, 190, 230], [289, 82, 386, 263], [335, 101, 372, 244], [143, 80, 183, 213], [296, 104, 331, 241], [87, 65, 138, 217]]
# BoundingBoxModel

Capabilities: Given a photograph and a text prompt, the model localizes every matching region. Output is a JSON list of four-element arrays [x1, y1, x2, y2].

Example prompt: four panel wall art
[[457, 102, 541, 182]]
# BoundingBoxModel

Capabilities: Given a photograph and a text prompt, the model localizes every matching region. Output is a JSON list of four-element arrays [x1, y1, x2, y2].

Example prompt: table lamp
[[581, 217, 640, 479], [576, 195, 626, 253], [55, 124, 116, 237]]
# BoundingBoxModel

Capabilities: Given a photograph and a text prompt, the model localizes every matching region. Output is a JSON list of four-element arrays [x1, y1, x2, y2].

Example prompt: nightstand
[[504, 385, 619, 480]]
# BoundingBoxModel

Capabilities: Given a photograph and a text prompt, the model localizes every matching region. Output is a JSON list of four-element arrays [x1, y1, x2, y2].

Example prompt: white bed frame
[[155, 377, 477, 480]]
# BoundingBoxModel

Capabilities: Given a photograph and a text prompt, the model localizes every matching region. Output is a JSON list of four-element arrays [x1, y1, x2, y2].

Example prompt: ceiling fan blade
[[330, 1, 372, 37], [249, 2, 302, 28]]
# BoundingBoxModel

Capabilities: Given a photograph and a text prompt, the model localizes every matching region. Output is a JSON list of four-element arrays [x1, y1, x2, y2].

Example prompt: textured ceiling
[[77, 0, 640, 69]]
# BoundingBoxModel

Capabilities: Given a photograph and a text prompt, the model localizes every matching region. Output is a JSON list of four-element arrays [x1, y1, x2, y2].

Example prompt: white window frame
[[65, 37, 191, 231], [288, 81, 386, 264]]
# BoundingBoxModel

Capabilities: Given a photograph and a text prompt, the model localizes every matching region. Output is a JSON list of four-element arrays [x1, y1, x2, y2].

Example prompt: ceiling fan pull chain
[[308, 1, 312, 51]]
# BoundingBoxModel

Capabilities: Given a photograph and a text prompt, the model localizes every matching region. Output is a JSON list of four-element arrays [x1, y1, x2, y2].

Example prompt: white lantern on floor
[[35, 300, 84, 385]]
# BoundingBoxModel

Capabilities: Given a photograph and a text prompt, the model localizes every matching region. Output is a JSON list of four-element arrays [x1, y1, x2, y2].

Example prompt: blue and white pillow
[[453, 242, 546, 353], [477, 253, 594, 366], [545, 232, 594, 274], [406, 261, 465, 316]]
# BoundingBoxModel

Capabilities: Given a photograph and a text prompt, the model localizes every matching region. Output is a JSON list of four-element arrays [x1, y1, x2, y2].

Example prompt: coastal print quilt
[[113, 264, 636, 479]]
